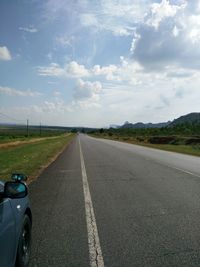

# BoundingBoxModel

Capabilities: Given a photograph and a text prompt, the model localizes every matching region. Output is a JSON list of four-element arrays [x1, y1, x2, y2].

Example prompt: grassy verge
[[90, 134, 200, 157], [0, 133, 75, 182]]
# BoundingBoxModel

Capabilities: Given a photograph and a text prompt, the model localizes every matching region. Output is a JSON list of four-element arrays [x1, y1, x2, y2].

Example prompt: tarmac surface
[[29, 134, 200, 266]]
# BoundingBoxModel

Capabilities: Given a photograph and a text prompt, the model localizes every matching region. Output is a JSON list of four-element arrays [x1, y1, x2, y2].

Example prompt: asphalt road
[[29, 134, 200, 266]]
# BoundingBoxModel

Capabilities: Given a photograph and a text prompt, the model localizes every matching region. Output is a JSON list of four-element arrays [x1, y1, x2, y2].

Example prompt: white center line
[[79, 137, 105, 267]]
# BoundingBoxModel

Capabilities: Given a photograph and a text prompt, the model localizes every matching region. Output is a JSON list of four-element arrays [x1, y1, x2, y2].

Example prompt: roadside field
[[0, 135, 67, 149], [0, 133, 75, 182], [91, 134, 200, 157], [0, 125, 69, 144]]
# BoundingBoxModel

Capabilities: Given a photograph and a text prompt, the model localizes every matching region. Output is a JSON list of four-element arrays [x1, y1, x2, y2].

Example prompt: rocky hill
[[120, 121, 171, 129], [119, 112, 200, 129], [170, 112, 200, 126]]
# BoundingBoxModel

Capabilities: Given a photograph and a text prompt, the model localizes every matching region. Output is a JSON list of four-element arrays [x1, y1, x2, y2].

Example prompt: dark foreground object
[[0, 176, 32, 267]]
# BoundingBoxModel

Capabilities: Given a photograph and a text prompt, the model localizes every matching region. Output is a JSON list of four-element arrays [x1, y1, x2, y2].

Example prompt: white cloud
[[100, 69, 200, 125], [92, 64, 118, 80], [19, 26, 38, 33], [37, 58, 145, 85], [55, 35, 75, 47], [65, 61, 89, 77], [2, 0, 199, 127], [80, 13, 99, 27], [26, 99, 71, 114], [73, 79, 102, 100], [53, 91, 61, 96], [3, 73, 199, 127], [0, 86, 42, 97], [172, 25, 179, 37], [112, 27, 131, 37], [72, 79, 102, 109], [146, 0, 184, 29], [79, 0, 151, 36], [0, 99, 72, 126], [130, 0, 200, 70], [186, 15, 200, 43], [37, 63, 66, 77], [92, 57, 143, 84], [0, 46, 12, 61], [37, 61, 89, 78], [42, 0, 76, 22], [43, 101, 56, 112]]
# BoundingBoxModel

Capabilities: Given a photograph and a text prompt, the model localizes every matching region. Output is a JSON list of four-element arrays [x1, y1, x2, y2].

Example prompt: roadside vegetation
[[0, 128, 75, 181], [90, 122, 200, 157], [0, 125, 70, 143]]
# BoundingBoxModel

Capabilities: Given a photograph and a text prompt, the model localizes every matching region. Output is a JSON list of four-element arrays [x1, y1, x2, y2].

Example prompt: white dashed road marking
[[79, 137, 105, 267]]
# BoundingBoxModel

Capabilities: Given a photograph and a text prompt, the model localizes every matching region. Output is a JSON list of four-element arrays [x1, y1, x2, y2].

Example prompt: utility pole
[[40, 122, 42, 136], [27, 119, 29, 137]]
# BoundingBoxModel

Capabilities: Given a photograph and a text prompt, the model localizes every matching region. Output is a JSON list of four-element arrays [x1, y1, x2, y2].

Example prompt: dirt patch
[[148, 136, 176, 144], [0, 135, 69, 149]]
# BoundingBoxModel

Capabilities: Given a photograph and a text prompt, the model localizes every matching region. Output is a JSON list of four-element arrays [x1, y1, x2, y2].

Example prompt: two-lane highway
[[29, 134, 200, 266]]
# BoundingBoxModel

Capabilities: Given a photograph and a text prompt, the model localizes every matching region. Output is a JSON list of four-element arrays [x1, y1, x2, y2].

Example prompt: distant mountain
[[120, 121, 171, 129], [170, 112, 200, 126], [118, 112, 200, 129]]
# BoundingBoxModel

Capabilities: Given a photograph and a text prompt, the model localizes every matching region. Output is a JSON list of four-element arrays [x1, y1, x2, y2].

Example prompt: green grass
[[0, 125, 70, 143], [0, 133, 75, 181], [91, 134, 200, 157]]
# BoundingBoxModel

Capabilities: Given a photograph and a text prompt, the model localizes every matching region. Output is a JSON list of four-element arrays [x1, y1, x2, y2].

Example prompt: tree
[[99, 128, 104, 134]]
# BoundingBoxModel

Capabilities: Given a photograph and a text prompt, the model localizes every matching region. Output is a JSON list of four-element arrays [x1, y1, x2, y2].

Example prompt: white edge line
[[168, 166, 200, 178], [146, 159, 200, 178], [79, 137, 105, 267], [144, 159, 200, 178]]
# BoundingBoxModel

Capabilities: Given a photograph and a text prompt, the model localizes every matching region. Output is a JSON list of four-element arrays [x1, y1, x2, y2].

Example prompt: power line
[[0, 112, 25, 124]]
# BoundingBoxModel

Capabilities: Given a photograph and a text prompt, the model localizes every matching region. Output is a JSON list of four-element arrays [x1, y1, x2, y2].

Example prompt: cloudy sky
[[0, 0, 200, 127]]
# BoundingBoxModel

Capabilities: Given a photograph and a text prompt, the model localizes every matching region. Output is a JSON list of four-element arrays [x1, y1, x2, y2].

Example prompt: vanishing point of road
[[29, 134, 200, 266]]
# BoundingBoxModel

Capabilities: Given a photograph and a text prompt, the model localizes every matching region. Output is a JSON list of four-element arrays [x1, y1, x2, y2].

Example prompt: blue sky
[[0, 0, 200, 127]]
